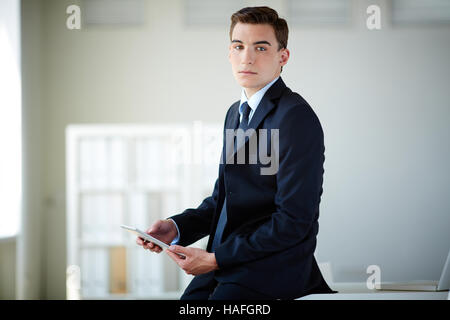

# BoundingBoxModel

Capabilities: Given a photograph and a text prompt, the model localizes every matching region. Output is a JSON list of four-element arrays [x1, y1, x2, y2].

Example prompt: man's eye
[[257, 47, 267, 51], [234, 45, 243, 50]]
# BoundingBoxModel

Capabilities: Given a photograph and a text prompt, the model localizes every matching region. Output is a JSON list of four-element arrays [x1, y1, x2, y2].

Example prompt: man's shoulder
[[228, 99, 240, 112], [279, 85, 310, 110], [275, 85, 323, 136], [224, 100, 240, 120], [279, 86, 319, 120]]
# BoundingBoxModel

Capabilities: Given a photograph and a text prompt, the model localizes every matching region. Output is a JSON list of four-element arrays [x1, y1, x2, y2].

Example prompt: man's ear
[[280, 48, 290, 66]]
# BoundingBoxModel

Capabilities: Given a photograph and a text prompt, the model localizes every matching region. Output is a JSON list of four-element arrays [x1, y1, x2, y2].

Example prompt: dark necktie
[[211, 102, 251, 252], [239, 101, 251, 129]]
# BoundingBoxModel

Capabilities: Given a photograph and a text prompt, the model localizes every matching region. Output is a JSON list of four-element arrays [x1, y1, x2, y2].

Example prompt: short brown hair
[[229, 6, 289, 51]]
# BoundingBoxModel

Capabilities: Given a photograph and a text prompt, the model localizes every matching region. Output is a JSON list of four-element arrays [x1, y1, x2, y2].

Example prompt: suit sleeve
[[167, 106, 234, 247], [214, 104, 325, 269]]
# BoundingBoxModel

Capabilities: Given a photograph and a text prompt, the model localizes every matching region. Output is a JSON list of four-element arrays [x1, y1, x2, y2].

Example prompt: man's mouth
[[239, 71, 257, 74]]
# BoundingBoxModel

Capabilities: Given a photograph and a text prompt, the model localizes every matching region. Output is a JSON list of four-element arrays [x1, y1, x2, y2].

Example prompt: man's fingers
[[166, 249, 186, 265], [140, 241, 169, 255], [169, 245, 187, 254], [144, 241, 152, 249], [145, 241, 162, 251], [166, 249, 181, 263], [168, 246, 188, 261]]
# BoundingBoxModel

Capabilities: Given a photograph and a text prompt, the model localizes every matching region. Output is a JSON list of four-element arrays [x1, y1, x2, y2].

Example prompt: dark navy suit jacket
[[170, 77, 334, 299]]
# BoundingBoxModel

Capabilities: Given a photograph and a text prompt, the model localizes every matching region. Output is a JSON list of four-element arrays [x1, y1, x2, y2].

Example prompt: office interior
[[0, 0, 449, 300]]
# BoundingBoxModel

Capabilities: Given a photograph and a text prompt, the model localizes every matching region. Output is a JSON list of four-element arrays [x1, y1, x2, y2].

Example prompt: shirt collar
[[239, 76, 280, 116]]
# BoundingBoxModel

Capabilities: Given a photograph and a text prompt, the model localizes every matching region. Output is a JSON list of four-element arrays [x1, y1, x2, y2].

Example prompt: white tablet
[[120, 224, 186, 258], [121, 224, 170, 249]]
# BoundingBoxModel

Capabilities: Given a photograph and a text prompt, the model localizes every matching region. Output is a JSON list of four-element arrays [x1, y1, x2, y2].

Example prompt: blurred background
[[0, 0, 449, 299]]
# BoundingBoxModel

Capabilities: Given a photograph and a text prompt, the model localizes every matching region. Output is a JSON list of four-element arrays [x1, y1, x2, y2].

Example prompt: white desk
[[299, 282, 449, 300]]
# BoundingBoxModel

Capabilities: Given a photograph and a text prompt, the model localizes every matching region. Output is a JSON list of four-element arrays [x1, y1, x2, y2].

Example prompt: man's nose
[[241, 48, 255, 65]]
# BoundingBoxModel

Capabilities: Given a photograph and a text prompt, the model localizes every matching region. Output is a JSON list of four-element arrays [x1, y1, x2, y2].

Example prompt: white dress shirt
[[238, 76, 280, 124]]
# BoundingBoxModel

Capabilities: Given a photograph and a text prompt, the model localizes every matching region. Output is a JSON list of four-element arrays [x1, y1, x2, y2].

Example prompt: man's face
[[228, 22, 289, 97]]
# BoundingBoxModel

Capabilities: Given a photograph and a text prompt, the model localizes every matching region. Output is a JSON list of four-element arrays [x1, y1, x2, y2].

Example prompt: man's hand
[[136, 219, 178, 253], [166, 245, 219, 276]]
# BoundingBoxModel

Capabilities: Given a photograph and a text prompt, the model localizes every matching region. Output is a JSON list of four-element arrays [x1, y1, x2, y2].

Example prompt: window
[[66, 122, 221, 299], [0, 0, 21, 239], [286, 0, 351, 26], [82, 0, 146, 26], [392, 0, 450, 25], [184, 0, 244, 26]]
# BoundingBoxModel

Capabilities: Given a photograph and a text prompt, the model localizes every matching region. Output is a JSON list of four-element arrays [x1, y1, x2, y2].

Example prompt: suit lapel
[[225, 77, 287, 164], [229, 105, 240, 130]]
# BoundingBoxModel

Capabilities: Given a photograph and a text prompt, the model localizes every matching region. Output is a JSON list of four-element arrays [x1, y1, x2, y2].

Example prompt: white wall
[[305, 1, 450, 282], [13, 0, 450, 298]]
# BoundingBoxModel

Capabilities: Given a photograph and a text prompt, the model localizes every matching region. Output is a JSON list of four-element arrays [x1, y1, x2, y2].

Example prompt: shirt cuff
[[167, 218, 180, 245]]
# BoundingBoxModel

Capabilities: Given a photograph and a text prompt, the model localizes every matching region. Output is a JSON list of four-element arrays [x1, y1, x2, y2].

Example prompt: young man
[[136, 6, 334, 300]]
